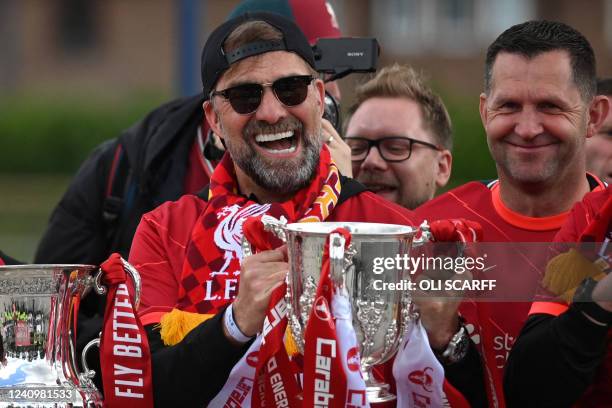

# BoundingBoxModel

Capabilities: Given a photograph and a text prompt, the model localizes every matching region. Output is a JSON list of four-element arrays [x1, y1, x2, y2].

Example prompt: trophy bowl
[[261, 219, 421, 403], [0, 262, 140, 407]]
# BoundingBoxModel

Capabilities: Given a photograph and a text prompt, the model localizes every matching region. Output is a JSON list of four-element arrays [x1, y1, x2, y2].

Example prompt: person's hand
[[322, 119, 352, 177], [593, 271, 612, 312], [415, 219, 482, 349], [417, 301, 461, 350], [413, 267, 471, 349], [230, 246, 288, 337]]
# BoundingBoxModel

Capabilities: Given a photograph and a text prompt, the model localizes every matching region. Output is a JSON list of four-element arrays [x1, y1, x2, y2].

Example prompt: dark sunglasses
[[346, 136, 441, 162], [211, 75, 314, 115]]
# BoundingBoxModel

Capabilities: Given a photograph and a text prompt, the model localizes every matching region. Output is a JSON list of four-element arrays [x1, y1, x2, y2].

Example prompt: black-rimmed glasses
[[210, 75, 314, 115], [346, 136, 441, 162]]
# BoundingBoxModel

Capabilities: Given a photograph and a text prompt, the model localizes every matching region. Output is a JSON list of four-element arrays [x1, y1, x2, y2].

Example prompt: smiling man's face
[[480, 50, 589, 186], [347, 97, 449, 209], [205, 51, 325, 198]]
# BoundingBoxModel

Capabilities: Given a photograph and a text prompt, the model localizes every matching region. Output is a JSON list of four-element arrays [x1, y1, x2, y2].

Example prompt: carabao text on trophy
[[246, 217, 427, 403]]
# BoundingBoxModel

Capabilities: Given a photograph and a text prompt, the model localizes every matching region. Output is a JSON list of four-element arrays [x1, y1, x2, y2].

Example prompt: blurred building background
[[1, 0, 612, 261]]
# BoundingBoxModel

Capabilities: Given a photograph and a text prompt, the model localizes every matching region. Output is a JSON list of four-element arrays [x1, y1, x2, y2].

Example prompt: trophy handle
[[77, 258, 142, 387], [329, 232, 347, 287], [92, 258, 142, 309], [240, 215, 288, 257], [413, 220, 468, 259], [79, 336, 100, 385], [412, 220, 433, 247]]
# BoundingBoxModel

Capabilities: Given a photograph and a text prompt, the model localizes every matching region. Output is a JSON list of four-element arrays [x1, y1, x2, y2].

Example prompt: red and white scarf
[[212, 227, 371, 407], [302, 228, 370, 407], [176, 146, 341, 315], [177, 146, 340, 407], [99, 253, 154, 408]]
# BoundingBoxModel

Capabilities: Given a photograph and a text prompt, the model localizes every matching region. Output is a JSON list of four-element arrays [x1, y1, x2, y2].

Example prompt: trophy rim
[[283, 222, 417, 237], [0, 264, 97, 270]]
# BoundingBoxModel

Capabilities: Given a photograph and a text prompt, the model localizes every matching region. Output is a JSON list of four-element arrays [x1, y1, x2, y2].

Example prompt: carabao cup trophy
[[259, 217, 428, 403], [0, 261, 140, 407]]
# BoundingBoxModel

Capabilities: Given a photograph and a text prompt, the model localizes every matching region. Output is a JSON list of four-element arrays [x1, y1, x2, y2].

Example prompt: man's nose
[[254, 87, 287, 124], [514, 107, 544, 140], [359, 144, 388, 172]]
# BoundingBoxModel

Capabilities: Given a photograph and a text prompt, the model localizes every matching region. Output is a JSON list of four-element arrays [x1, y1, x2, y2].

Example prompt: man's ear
[[479, 92, 488, 128], [435, 149, 452, 188], [204, 100, 223, 139], [313, 78, 326, 118], [586, 95, 610, 138]]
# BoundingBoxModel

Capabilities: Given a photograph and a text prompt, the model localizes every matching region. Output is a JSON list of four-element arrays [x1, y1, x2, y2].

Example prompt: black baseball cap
[[201, 11, 316, 98]]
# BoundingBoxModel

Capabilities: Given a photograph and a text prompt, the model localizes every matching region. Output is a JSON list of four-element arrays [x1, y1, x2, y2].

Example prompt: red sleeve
[[129, 195, 206, 325], [0, 257, 4, 266], [552, 198, 589, 244], [554, 187, 611, 244], [533, 188, 611, 314]]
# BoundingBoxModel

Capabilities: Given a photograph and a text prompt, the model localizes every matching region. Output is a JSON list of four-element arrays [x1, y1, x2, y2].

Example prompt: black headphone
[[323, 91, 341, 133]]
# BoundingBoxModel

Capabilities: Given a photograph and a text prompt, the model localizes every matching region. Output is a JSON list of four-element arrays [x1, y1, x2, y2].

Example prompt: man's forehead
[[490, 50, 572, 83], [348, 97, 430, 139], [351, 97, 424, 126], [488, 51, 579, 97], [217, 50, 311, 87]]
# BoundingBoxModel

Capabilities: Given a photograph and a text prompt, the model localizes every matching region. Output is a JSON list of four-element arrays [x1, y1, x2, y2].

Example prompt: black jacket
[[33, 94, 205, 393], [504, 307, 611, 407], [35, 93, 205, 265]]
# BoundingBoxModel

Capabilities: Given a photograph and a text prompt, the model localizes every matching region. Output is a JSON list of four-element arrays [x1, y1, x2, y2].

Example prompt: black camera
[[313, 38, 380, 78], [313, 38, 380, 132]]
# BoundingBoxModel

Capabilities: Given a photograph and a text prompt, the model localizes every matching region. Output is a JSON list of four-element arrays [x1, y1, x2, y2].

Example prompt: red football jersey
[[414, 178, 606, 406], [131, 191, 416, 326]]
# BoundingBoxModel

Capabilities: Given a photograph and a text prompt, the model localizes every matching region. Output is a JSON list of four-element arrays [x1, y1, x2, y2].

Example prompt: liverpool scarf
[[302, 228, 370, 407], [175, 145, 341, 315], [170, 146, 339, 407]]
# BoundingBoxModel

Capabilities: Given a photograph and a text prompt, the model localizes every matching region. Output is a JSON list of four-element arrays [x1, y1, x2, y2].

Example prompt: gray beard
[[223, 117, 322, 194], [236, 138, 321, 192]]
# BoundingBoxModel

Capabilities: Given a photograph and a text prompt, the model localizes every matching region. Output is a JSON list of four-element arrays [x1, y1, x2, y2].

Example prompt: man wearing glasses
[[343, 65, 490, 407], [126, 12, 419, 406], [345, 64, 453, 210]]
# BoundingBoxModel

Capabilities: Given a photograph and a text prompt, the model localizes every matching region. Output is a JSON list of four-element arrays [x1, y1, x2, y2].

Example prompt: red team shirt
[[130, 172, 606, 406], [129, 191, 416, 327], [414, 177, 606, 405]]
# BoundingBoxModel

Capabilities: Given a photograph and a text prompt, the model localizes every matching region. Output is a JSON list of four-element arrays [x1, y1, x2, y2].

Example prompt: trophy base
[[0, 357, 102, 407], [366, 384, 396, 403]]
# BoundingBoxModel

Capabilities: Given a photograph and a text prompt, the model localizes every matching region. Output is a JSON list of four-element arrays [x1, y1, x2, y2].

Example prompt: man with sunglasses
[[345, 64, 453, 210], [126, 12, 421, 406], [35, 0, 346, 270], [33, 0, 347, 391]]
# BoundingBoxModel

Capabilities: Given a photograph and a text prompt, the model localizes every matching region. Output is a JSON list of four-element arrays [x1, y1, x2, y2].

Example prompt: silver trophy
[[0, 261, 140, 407], [244, 217, 429, 403]]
